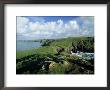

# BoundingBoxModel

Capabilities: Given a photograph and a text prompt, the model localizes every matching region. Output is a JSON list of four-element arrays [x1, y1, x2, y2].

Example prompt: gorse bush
[[49, 61, 65, 74]]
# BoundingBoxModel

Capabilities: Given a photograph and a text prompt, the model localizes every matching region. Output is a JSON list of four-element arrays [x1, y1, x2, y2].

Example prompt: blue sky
[[17, 16, 94, 40]]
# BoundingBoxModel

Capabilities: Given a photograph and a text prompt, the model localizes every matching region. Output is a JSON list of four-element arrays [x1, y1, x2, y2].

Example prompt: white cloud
[[17, 16, 94, 40], [17, 17, 29, 34], [69, 20, 79, 30]]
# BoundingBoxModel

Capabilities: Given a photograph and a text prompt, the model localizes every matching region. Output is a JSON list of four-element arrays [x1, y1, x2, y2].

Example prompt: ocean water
[[17, 41, 41, 51]]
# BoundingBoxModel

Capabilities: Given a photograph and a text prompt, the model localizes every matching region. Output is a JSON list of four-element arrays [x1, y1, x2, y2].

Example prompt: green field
[[16, 37, 94, 74]]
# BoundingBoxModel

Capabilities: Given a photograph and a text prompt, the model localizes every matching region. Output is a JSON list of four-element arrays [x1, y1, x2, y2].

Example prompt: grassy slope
[[16, 37, 93, 59]]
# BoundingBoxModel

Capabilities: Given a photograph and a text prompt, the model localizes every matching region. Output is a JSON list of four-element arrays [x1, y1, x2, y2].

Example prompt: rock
[[56, 47, 64, 55]]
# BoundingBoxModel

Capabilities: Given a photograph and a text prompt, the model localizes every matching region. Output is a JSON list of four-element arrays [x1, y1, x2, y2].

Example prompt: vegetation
[[16, 37, 94, 74]]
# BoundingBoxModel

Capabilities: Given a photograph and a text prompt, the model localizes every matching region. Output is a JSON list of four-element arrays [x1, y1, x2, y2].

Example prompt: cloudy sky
[[17, 16, 94, 40]]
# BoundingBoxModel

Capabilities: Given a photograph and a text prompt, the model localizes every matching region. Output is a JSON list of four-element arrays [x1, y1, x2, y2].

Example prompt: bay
[[17, 40, 41, 51]]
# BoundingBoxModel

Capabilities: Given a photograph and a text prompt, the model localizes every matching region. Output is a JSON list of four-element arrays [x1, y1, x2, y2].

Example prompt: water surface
[[17, 41, 41, 51]]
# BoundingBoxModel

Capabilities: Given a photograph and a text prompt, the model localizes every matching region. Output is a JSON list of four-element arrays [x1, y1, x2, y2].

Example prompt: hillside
[[16, 37, 94, 74]]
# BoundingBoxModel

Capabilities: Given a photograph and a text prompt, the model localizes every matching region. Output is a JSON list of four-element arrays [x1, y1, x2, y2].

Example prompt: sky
[[17, 16, 94, 40]]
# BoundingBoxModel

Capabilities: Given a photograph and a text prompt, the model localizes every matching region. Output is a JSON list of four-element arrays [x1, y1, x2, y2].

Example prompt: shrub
[[66, 55, 81, 62], [49, 61, 65, 74]]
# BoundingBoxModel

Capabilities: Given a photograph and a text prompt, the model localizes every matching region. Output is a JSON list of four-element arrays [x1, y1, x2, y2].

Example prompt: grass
[[16, 49, 37, 59], [16, 46, 57, 59]]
